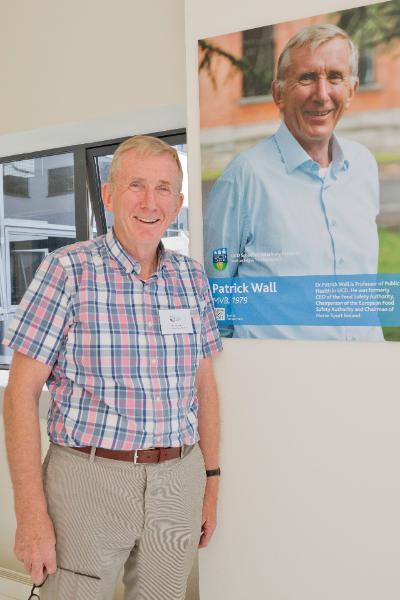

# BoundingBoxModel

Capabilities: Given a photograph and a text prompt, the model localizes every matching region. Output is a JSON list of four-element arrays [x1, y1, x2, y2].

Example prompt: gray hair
[[276, 24, 359, 90], [109, 135, 183, 193]]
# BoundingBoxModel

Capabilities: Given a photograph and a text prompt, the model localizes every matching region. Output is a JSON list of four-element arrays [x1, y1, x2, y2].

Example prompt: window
[[4, 175, 29, 197], [86, 131, 189, 255], [6, 229, 76, 307], [358, 48, 375, 86], [242, 25, 275, 99], [4, 154, 76, 226], [0, 152, 78, 366], [0, 128, 187, 367], [10, 247, 48, 306], [3, 161, 33, 197], [48, 165, 74, 196]]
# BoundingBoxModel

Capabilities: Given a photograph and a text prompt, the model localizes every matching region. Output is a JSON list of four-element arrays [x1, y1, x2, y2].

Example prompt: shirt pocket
[[168, 306, 203, 369]]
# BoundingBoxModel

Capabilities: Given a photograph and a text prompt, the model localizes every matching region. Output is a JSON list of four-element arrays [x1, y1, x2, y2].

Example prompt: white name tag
[[159, 309, 193, 335]]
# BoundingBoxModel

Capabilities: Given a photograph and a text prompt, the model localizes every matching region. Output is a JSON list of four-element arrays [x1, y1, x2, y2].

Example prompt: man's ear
[[272, 80, 285, 111], [174, 193, 184, 217], [102, 183, 114, 213]]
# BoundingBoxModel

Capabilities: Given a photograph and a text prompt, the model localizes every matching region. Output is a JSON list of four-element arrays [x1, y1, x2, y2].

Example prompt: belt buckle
[[134, 447, 157, 464]]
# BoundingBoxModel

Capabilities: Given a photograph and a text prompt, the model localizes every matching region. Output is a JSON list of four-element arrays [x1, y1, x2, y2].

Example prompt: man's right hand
[[15, 510, 57, 585], [3, 352, 56, 585]]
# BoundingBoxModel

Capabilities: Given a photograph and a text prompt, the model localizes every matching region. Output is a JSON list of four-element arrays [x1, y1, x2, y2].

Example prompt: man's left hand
[[199, 481, 218, 548]]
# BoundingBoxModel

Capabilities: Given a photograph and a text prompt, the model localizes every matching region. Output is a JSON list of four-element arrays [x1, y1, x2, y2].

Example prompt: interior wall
[[0, 0, 185, 138], [0, 0, 185, 158], [0, 1, 186, 599], [185, 0, 400, 599]]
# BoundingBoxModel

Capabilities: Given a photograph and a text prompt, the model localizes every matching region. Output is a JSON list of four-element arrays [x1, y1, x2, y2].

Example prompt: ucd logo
[[213, 248, 228, 271]]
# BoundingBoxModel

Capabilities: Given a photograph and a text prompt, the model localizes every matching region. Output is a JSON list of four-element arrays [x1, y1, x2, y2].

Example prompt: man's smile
[[134, 216, 160, 224], [304, 109, 334, 117]]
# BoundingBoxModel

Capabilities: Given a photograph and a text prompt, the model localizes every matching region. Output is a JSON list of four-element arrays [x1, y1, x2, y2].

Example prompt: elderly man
[[3, 136, 222, 599], [204, 24, 382, 341]]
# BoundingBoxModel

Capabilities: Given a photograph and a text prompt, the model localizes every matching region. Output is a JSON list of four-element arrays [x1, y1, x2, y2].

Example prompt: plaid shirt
[[4, 230, 222, 449]]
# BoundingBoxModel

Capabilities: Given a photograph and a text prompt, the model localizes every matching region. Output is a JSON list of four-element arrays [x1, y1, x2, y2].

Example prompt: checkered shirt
[[4, 229, 222, 449]]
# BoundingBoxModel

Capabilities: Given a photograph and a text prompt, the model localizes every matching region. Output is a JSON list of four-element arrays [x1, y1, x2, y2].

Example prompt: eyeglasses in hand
[[27, 566, 101, 598], [28, 574, 47, 599]]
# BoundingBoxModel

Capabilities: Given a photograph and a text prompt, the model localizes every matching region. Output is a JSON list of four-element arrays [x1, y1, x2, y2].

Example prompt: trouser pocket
[[40, 567, 101, 600]]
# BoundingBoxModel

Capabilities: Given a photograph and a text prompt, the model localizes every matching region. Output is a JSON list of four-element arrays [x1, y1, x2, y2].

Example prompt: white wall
[[0, 1, 186, 598], [0, 0, 185, 139], [0, 0, 185, 157], [185, 0, 400, 599]]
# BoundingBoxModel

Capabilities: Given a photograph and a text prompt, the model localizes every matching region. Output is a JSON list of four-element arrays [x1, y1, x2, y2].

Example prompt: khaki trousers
[[40, 443, 206, 600]]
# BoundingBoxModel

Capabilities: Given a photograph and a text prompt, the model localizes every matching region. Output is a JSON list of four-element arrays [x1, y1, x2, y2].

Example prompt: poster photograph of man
[[199, 0, 400, 341]]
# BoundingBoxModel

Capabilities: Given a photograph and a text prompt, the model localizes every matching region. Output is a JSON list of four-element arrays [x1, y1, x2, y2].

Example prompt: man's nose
[[313, 77, 330, 103], [140, 186, 157, 209]]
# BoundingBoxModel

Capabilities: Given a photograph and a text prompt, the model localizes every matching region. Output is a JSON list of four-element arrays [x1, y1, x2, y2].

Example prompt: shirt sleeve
[[3, 253, 71, 366], [200, 274, 223, 358]]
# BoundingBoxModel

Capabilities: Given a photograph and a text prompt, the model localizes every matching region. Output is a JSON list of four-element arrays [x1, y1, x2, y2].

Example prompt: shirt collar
[[273, 121, 349, 176], [105, 228, 168, 276], [330, 135, 350, 177]]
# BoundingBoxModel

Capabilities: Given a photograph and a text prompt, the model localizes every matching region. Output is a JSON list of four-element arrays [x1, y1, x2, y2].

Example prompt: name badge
[[159, 309, 193, 335]]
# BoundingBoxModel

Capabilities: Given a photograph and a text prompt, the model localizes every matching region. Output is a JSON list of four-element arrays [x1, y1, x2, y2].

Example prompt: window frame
[[86, 129, 186, 236], [0, 127, 186, 368]]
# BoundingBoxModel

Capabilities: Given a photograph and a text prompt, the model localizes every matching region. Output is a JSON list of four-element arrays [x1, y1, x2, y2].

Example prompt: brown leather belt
[[73, 446, 183, 464]]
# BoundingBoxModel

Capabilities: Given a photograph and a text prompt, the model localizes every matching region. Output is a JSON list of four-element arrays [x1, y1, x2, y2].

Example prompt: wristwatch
[[205, 468, 221, 477]]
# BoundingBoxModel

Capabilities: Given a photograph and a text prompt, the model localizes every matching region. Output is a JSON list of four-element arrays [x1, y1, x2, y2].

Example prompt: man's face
[[102, 150, 183, 252], [273, 37, 358, 151]]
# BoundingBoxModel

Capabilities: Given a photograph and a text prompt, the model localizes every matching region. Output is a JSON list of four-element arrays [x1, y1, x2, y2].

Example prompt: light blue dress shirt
[[204, 122, 383, 341]]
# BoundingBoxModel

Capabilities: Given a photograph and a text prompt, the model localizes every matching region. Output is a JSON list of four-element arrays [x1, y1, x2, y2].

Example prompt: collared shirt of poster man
[[204, 24, 382, 341]]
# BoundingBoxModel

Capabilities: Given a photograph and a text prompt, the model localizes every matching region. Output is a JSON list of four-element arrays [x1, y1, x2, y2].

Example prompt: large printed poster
[[199, 0, 400, 341]]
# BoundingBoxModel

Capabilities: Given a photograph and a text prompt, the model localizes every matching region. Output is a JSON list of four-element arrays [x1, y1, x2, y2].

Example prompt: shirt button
[[152, 359, 157, 364], [331, 219, 336, 227]]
